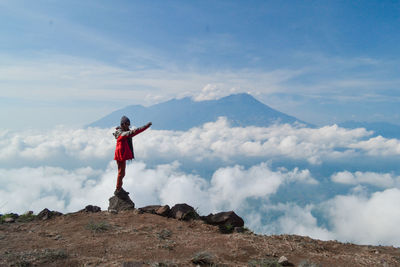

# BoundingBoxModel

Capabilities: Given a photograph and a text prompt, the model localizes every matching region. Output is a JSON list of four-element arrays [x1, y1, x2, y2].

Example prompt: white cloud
[[325, 188, 400, 246], [0, 54, 303, 105], [137, 118, 374, 165], [245, 189, 400, 246], [0, 166, 109, 214], [209, 163, 318, 211], [0, 160, 314, 218], [0, 127, 115, 168], [331, 171, 399, 188], [265, 203, 335, 241], [350, 136, 400, 156], [1, 122, 400, 247], [1, 118, 396, 171]]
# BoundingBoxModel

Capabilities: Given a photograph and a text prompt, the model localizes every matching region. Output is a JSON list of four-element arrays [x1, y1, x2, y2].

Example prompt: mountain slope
[[2, 209, 400, 266], [87, 93, 310, 130]]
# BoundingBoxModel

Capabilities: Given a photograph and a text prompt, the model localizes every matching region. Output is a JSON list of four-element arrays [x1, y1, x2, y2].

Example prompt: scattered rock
[[1, 213, 18, 223], [169, 203, 199, 220], [138, 205, 162, 214], [138, 205, 171, 217], [81, 205, 101, 213], [201, 211, 244, 228], [155, 205, 170, 217], [37, 208, 62, 220], [108, 209, 118, 214], [4, 217, 15, 223], [108, 193, 135, 212], [278, 256, 294, 266]]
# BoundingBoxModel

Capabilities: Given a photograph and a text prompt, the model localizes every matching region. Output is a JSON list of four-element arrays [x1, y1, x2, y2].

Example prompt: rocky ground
[[1, 206, 400, 267]]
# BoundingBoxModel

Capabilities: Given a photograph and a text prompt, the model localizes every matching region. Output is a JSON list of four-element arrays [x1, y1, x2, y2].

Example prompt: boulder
[[108, 193, 135, 212], [278, 256, 294, 266], [81, 205, 101, 213], [138, 205, 170, 217], [4, 217, 15, 223], [138, 205, 162, 214], [169, 203, 199, 220], [201, 211, 244, 228], [155, 205, 170, 217], [37, 208, 63, 220]]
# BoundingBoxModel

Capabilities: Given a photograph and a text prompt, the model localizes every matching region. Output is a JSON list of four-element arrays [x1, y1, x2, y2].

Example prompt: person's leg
[[116, 160, 126, 190]]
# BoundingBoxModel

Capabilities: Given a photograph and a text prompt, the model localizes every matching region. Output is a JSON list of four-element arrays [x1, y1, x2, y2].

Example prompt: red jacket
[[113, 124, 151, 161]]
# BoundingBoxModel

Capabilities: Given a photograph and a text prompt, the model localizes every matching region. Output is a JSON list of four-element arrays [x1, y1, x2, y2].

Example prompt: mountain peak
[[87, 93, 309, 130]]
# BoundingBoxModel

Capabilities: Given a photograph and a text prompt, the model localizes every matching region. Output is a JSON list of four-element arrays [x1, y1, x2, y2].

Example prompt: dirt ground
[[1, 209, 400, 267]]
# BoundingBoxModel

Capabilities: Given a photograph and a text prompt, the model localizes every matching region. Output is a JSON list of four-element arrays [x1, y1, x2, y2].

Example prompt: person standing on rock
[[113, 115, 152, 197]]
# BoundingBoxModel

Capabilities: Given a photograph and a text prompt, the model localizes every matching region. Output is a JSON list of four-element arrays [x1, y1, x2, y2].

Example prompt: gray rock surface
[[4, 217, 15, 223], [200, 211, 244, 227], [138, 205, 162, 214], [169, 203, 199, 220], [81, 205, 101, 213], [155, 205, 170, 217], [108, 193, 135, 212], [138, 205, 170, 217], [37, 208, 62, 220], [278, 255, 294, 266]]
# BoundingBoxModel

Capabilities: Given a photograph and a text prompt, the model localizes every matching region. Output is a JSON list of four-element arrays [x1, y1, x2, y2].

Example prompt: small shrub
[[218, 224, 234, 234], [17, 212, 36, 223], [0, 213, 19, 223], [40, 249, 68, 262], [157, 229, 172, 240], [85, 221, 111, 233], [191, 251, 215, 266]]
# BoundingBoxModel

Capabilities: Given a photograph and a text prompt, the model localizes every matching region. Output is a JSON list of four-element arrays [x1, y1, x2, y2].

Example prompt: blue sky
[[1, 0, 399, 128]]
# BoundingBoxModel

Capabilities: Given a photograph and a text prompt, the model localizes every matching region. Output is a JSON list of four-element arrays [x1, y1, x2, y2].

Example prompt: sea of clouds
[[1, 117, 400, 246]]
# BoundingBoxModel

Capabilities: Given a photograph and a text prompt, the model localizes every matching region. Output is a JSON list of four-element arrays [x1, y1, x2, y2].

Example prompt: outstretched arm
[[128, 122, 152, 137]]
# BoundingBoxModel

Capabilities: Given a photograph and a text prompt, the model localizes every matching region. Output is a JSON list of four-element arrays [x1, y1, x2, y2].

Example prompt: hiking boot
[[114, 189, 120, 196], [120, 188, 129, 195]]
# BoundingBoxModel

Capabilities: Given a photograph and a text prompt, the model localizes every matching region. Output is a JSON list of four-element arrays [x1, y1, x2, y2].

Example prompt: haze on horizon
[[1, 0, 399, 130]]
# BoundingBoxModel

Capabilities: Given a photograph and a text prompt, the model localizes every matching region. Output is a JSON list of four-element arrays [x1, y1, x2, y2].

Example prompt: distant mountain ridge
[[87, 93, 310, 130]]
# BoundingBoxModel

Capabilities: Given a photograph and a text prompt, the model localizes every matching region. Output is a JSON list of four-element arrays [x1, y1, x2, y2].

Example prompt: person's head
[[120, 116, 131, 130]]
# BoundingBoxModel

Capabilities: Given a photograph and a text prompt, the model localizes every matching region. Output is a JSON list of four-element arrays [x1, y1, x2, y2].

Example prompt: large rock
[[138, 205, 161, 214], [201, 211, 244, 227], [108, 193, 135, 212], [81, 205, 101, 213], [155, 205, 170, 217], [169, 203, 199, 220], [138, 205, 170, 217], [37, 208, 63, 220]]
